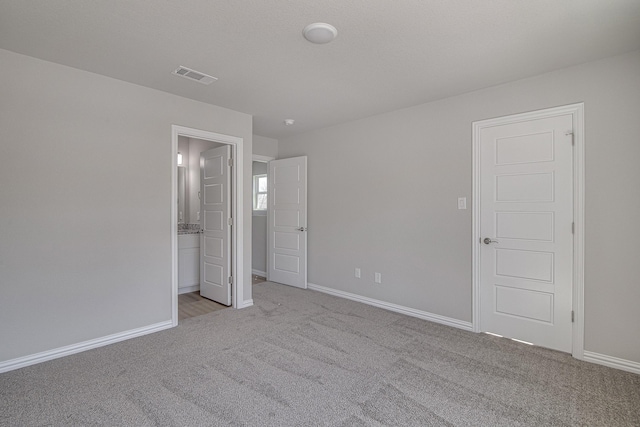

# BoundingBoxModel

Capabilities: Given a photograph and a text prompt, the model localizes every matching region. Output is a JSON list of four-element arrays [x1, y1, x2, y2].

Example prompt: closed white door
[[268, 156, 307, 289], [200, 145, 232, 305], [479, 113, 574, 352]]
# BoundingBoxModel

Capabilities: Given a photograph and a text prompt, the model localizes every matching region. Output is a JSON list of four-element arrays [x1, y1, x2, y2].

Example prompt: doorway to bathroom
[[171, 125, 246, 325]]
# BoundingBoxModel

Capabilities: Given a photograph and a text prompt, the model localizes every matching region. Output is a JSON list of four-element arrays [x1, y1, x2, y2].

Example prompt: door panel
[[494, 286, 553, 323], [200, 145, 231, 305], [495, 172, 554, 202], [268, 156, 307, 288], [479, 113, 573, 352], [495, 212, 554, 241], [495, 249, 554, 282]]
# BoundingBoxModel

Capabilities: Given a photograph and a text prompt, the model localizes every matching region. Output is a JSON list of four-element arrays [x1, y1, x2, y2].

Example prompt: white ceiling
[[1, 1, 640, 139]]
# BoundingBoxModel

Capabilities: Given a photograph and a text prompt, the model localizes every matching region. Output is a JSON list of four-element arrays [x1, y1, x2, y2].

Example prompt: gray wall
[[253, 134, 278, 158], [279, 50, 640, 363], [0, 49, 253, 363], [252, 161, 269, 274]]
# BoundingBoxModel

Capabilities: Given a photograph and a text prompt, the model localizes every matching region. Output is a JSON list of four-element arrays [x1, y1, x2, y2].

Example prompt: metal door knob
[[296, 227, 307, 232], [483, 237, 499, 244]]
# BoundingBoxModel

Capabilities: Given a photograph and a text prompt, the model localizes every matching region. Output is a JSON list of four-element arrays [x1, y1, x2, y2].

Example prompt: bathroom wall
[[178, 136, 190, 164], [187, 138, 224, 225], [177, 136, 190, 223]]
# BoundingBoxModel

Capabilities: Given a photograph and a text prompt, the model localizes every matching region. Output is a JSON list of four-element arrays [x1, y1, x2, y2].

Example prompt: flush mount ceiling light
[[284, 119, 295, 126], [303, 23, 337, 44]]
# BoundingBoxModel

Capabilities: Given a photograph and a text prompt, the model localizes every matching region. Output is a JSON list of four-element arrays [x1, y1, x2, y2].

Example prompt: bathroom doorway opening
[[171, 125, 246, 325]]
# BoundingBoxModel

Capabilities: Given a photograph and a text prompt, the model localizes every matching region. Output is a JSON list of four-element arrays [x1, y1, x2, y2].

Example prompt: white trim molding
[[178, 285, 200, 295], [0, 320, 173, 374], [308, 283, 473, 331], [252, 154, 275, 162], [472, 103, 585, 360], [237, 299, 254, 309], [171, 125, 246, 328], [583, 351, 640, 375], [252, 269, 267, 277]]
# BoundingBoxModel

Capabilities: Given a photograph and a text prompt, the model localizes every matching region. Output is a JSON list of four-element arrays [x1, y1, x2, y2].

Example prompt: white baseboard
[[178, 285, 200, 294], [252, 269, 267, 277], [0, 320, 173, 374], [583, 351, 640, 375], [307, 283, 473, 331], [237, 299, 254, 309]]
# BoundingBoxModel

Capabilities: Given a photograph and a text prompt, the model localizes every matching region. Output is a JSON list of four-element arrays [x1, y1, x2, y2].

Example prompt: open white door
[[200, 145, 232, 305], [478, 112, 574, 352], [268, 156, 307, 289]]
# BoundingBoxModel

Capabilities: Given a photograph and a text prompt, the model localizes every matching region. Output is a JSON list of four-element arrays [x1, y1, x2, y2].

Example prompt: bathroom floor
[[178, 276, 267, 321], [178, 292, 227, 321]]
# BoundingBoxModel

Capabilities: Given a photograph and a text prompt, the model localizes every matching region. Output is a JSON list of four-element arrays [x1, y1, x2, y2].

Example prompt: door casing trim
[[471, 103, 585, 359], [171, 125, 245, 325]]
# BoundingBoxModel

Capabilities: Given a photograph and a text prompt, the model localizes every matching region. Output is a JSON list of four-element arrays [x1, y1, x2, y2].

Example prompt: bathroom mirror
[[177, 166, 187, 223]]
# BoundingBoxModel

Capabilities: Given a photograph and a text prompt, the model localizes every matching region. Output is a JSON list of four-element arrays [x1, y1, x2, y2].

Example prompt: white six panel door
[[268, 156, 307, 289], [479, 114, 574, 352], [200, 145, 231, 306]]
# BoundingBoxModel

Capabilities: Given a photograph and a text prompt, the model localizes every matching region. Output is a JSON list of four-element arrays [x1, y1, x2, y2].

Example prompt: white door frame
[[471, 103, 585, 359], [171, 125, 245, 326], [253, 154, 275, 163]]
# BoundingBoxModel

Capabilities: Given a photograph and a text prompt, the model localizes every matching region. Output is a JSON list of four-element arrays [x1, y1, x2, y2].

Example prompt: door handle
[[296, 227, 307, 232], [483, 237, 499, 244]]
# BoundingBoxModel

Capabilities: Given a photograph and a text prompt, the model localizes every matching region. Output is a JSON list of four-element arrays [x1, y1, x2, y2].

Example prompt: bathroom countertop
[[178, 224, 201, 235]]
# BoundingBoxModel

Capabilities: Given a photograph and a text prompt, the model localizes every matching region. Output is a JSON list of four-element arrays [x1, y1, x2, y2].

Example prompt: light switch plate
[[458, 197, 467, 210]]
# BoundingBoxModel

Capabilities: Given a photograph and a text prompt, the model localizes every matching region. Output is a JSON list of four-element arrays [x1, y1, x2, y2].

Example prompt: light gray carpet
[[1, 282, 639, 426]]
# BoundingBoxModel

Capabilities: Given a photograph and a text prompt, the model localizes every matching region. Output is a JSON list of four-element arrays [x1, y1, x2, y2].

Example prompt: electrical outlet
[[374, 272, 382, 284], [355, 268, 361, 279]]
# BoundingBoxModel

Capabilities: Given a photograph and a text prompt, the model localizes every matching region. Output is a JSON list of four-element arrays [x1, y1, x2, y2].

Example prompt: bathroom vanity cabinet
[[178, 233, 200, 293]]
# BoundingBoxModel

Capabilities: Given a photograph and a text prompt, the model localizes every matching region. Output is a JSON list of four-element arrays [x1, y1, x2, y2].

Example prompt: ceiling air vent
[[172, 66, 218, 85]]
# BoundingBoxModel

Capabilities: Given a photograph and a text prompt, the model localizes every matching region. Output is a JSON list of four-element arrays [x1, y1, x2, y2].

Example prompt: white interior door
[[479, 113, 574, 352], [200, 145, 232, 305], [268, 156, 307, 288]]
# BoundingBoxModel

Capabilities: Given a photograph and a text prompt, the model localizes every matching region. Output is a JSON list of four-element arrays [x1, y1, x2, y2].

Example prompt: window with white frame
[[253, 174, 267, 211]]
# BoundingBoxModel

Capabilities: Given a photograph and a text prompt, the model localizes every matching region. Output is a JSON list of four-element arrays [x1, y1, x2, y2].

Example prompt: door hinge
[[565, 130, 574, 146], [229, 276, 233, 284], [572, 222, 575, 234], [228, 218, 233, 226], [571, 310, 575, 323], [228, 158, 233, 167]]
